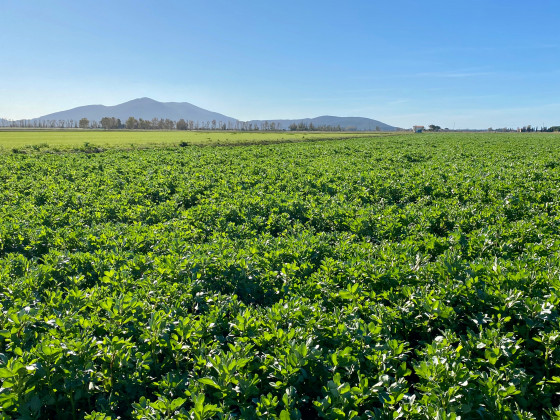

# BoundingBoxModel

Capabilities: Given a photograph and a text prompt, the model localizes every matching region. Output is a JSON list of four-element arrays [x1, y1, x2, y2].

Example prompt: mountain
[[30, 97, 238, 124], [248, 116, 397, 131], [25, 98, 397, 131]]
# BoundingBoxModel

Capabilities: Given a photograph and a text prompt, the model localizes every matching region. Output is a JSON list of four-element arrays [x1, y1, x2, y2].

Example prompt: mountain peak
[[31, 98, 237, 123], [127, 97, 158, 104]]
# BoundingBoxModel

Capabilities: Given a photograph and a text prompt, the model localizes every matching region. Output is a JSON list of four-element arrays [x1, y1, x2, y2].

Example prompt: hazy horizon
[[2, 0, 559, 129]]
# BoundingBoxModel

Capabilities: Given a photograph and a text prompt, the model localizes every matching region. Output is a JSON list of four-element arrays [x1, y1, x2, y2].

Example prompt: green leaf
[[198, 378, 221, 390], [279, 410, 291, 420]]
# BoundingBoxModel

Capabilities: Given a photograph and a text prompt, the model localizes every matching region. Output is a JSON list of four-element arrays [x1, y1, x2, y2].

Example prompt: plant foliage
[[0, 133, 559, 418]]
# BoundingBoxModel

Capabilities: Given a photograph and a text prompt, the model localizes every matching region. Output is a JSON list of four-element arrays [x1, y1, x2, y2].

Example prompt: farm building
[[413, 125, 425, 133]]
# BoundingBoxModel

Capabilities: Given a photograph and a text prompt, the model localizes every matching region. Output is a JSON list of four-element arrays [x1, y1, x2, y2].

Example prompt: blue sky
[[1, 0, 559, 129]]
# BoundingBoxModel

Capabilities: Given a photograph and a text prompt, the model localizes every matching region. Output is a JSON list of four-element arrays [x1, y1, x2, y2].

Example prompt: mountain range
[[26, 98, 397, 131]]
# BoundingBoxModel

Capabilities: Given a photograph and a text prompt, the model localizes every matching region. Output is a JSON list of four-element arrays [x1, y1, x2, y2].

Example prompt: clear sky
[[1, 0, 559, 129]]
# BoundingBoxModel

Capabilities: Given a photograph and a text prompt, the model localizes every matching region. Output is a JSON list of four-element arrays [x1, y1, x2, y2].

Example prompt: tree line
[[521, 125, 560, 132], [289, 122, 345, 131], [0, 117, 288, 131], [0, 117, 367, 132]]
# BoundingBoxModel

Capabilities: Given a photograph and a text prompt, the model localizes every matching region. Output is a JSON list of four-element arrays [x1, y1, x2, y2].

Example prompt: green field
[[0, 130, 384, 150], [1, 133, 560, 418]]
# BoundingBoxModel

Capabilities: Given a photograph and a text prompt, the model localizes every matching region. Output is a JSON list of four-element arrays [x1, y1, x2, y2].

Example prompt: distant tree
[[428, 124, 441, 131], [138, 118, 151, 129], [163, 119, 175, 130], [100, 117, 121, 129], [103, 118, 113, 129], [79, 118, 89, 129], [126, 117, 138, 129], [100, 117, 111, 129], [176, 119, 188, 130]]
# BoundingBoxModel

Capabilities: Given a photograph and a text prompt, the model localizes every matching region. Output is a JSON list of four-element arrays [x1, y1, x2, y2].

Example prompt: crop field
[[1, 132, 560, 419], [0, 130, 379, 150]]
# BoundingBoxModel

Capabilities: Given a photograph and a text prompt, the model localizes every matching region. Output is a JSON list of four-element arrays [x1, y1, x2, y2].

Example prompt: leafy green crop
[[0, 133, 559, 418]]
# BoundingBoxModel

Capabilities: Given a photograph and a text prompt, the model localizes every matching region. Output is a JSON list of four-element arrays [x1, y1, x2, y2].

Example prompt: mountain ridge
[[24, 98, 397, 131], [30, 97, 237, 125]]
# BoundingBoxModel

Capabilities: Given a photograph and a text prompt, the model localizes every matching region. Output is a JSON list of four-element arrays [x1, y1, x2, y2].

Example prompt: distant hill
[[20, 98, 397, 131], [249, 116, 397, 131], [30, 97, 237, 125]]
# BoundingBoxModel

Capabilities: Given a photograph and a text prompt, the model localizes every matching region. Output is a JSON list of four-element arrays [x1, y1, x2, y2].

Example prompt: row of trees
[[3, 117, 560, 133], [0, 117, 291, 131], [289, 122, 346, 131], [1, 118, 89, 129], [0, 117, 376, 132], [424, 125, 560, 133], [520, 125, 560, 132]]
